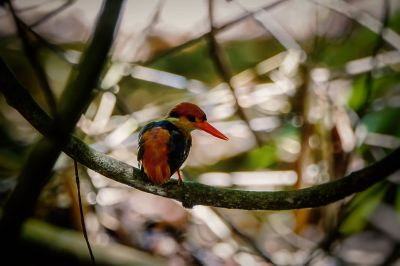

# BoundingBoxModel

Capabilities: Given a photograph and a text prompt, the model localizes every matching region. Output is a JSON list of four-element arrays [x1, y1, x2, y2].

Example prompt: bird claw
[[177, 171, 183, 186]]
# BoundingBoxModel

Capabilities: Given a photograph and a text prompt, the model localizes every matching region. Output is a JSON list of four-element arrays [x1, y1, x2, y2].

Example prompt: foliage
[[1, 1, 400, 265]]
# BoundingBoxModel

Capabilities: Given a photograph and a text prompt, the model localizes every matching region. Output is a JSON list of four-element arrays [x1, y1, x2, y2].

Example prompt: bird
[[138, 102, 228, 185]]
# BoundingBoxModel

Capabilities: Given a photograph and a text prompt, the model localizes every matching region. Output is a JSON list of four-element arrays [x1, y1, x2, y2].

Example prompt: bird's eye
[[187, 115, 196, 122]]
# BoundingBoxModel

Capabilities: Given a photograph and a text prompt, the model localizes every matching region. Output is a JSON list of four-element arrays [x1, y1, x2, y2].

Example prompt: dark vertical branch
[[56, 0, 123, 132], [207, 0, 263, 147], [0, 137, 62, 256], [0, 0, 124, 255]]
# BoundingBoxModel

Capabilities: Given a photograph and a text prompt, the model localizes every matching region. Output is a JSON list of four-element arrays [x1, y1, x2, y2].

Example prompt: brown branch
[[0, 0, 124, 254], [30, 0, 75, 28], [1, 57, 400, 211], [141, 0, 289, 66]]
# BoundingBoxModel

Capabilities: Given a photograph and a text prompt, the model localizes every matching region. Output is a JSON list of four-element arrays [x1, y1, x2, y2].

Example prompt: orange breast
[[140, 127, 171, 184]]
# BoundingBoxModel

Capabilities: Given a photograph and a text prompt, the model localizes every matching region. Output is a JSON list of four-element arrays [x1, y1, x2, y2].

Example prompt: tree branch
[[55, 0, 123, 132], [357, 0, 390, 117], [1, 56, 400, 211], [7, 0, 57, 115], [207, 0, 263, 146], [0, 0, 124, 252], [29, 0, 75, 28], [64, 139, 400, 210], [141, 0, 288, 66]]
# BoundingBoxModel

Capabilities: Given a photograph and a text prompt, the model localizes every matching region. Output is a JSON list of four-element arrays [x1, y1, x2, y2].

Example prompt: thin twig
[[131, 0, 165, 62], [30, 0, 75, 28], [141, 0, 289, 66], [302, 181, 388, 266], [232, 0, 302, 51], [212, 208, 276, 265], [7, 0, 57, 116], [207, 0, 263, 147], [109, 0, 165, 114], [311, 0, 399, 51], [73, 158, 96, 265], [28, 23, 73, 64], [2, 0, 75, 28], [2, 0, 79, 64], [302, 207, 347, 265], [0, 0, 65, 17]]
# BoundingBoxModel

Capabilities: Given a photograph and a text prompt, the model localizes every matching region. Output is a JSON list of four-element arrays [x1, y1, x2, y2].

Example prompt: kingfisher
[[138, 102, 228, 185]]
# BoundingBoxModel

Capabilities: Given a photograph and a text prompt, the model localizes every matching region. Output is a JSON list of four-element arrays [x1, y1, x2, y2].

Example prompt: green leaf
[[243, 144, 277, 169], [340, 183, 389, 235]]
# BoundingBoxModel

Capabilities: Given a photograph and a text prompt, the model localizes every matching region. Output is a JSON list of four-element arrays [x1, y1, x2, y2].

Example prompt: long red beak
[[195, 121, 229, 140]]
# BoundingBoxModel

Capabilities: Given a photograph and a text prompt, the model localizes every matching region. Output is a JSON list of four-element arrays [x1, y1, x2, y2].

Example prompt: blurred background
[[1, 0, 400, 265]]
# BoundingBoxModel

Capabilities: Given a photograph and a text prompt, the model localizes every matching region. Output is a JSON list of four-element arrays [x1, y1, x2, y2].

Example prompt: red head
[[168, 102, 228, 140]]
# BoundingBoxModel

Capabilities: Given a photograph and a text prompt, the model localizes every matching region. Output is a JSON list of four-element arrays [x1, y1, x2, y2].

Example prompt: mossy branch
[[1, 56, 400, 210], [66, 137, 400, 209]]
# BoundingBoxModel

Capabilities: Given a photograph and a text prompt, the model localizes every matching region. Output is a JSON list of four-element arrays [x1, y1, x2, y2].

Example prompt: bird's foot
[[177, 171, 183, 186]]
